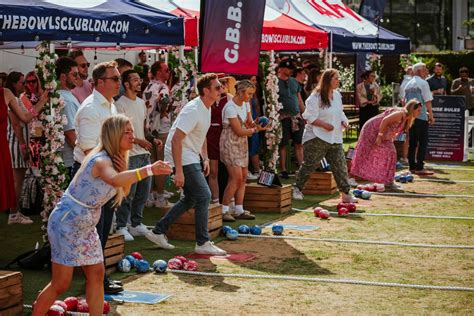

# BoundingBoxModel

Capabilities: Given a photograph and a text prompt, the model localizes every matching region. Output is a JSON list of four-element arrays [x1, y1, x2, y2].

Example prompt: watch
[[145, 164, 153, 177]]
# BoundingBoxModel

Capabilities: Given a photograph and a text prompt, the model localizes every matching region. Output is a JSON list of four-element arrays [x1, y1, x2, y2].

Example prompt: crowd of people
[[0, 50, 473, 314]]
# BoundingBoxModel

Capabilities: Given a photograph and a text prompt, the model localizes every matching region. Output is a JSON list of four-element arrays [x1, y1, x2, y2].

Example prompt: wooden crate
[[0, 271, 23, 316], [104, 234, 125, 275], [167, 203, 223, 241], [302, 171, 338, 195], [243, 183, 292, 213]]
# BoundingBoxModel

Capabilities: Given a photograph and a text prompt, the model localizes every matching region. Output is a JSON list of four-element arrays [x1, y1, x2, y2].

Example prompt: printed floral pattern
[[48, 151, 116, 266]]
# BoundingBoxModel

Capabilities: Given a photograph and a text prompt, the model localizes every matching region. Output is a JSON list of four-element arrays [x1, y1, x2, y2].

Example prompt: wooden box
[[243, 183, 292, 213], [0, 271, 23, 316], [302, 172, 338, 195], [104, 234, 125, 275], [167, 203, 223, 241]]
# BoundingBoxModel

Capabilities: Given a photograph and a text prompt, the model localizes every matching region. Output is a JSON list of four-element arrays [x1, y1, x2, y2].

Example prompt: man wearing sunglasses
[[403, 62, 435, 176], [69, 50, 93, 104], [146, 73, 227, 256], [55, 57, 81, 183], [73, 61, 123, 294]]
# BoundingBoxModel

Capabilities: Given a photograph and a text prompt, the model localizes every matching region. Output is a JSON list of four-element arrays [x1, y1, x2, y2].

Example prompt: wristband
[[377, 132, 384, 136], [145, 164, 153, 177], [135, 168, 142, 181]]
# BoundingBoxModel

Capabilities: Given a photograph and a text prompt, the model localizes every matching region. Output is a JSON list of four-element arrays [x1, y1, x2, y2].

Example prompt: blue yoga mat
[[105, 290, 171, 304]]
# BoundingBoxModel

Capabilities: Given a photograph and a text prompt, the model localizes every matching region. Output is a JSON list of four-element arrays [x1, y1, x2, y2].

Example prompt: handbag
[[6, 243, 51, 270]]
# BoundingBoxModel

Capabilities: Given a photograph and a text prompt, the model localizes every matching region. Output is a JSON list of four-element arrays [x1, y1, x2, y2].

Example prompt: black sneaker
[[104, 282, 124, 294], [280, 171, 289, 179]]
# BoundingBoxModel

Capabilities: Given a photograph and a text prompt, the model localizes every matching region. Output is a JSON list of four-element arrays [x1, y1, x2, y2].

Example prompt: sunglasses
[[25, 79, 37, 84], [212, 84, 222, 91], [79, 62, 90, 68], [101, 76, 121, 82], [71, 72, 80, 78]]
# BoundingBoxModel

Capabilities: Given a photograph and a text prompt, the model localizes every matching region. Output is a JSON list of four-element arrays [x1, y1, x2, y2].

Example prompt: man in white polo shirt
[[146, 73, 227, 256], [73, 60, 123, 294]]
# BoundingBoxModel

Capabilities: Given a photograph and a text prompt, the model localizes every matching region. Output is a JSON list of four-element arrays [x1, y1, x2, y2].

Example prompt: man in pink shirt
[[69, 50, 93, 104]]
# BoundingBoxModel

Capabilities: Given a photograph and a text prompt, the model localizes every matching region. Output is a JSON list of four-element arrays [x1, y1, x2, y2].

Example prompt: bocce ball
[[361, 190, 372, 200], [258, 116, 270, 127], [183, 260, 199, 271], [103, 301, 110, 314], [53, 301, 67, 312], [152, 259, 168, 273], [313, 206, 323, 217], [117, 258, 131, 273], [346, 203, 357, 213], [47, 304, 65, 316], [63, 297, 78, 312], [226, 229, 239, 240], [352, 189, 362, 198], [238, 224, 250, 234], [406, 174, 414, 182], [167, 258, 183, 270], [250, 225, 262, 235], [338, 207, 349, 217], [319, 209, 330, 219], [173, 255, 188, 264], [136, 259, 150, 273], [272, 224, 284, 235], [124, 255, 137, 268], [222, 225, 233, 235], [131, 251, 143, 260]]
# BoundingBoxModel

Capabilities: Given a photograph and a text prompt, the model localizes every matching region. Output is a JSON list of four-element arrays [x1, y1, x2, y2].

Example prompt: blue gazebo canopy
[[0, 0, 184, 45]]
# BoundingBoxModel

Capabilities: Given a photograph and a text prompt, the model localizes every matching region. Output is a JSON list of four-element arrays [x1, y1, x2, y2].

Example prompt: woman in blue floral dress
[[33, 115, 172, 316]]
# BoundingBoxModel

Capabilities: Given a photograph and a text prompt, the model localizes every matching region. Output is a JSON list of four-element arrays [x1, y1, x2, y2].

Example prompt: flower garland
[[35, 41, 68, 241], [333, 56, 355, 91], [261, 52, 282, 172], [169, 48, 197, 119]]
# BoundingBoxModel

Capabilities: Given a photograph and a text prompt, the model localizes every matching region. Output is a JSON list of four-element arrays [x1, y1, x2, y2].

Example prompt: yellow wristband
[[135, 168, 142, 181]]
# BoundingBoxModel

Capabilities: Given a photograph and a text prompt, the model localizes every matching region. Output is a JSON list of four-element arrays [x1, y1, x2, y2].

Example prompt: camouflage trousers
[[295, 137, 351, 194]]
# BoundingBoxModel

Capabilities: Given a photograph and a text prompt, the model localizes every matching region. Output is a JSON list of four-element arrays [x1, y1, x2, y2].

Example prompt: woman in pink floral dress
[[350, 100, 422, 187]]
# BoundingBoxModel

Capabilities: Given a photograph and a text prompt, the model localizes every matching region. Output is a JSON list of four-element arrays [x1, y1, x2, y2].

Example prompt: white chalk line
[[169, 270, 474, 292], [236, 234, 474, 249], [292, 208, 474, 220], [415, 178, 474, 184], [373, 192, 474, 198]]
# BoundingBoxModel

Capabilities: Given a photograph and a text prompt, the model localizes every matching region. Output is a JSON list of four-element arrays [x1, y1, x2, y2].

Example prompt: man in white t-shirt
[[56, 56, 80, 183], [403, 62, 434, 175], [146, 73, 227, 256], [115, 69, 158, 241]]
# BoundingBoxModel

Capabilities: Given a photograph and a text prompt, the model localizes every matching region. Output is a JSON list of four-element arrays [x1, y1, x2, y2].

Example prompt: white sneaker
[[163, 190, 175, 198], [145, 193, 155, 207], [342, 193, 359, 203], [246, 173, 258, 181], [116, 227, 134, 241], [145, 231, 175, 249], [292, 186, 304, 200], [155, 195, 170, 208], [195, 241, 227, 256], [8, 212, 33, 225], [129, 223, 150, 236]]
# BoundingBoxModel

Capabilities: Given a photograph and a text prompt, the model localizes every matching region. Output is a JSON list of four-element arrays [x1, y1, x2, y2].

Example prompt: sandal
[[232, 210, 256, 220], [222, 212, 236, 222]]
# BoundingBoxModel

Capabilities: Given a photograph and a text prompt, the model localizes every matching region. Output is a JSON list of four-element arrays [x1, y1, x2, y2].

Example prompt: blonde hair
[[72, 114, 130, 206], [235, 79, 255, 94], [404, 99, 421, 131]]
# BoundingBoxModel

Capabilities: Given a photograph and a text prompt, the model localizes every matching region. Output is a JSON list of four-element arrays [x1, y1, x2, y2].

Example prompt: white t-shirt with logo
[[115, 95, 149, 157], [164, 97, 210, 167]]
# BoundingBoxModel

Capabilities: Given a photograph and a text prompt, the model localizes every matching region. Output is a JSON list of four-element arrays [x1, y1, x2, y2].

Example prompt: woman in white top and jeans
[[293, 69, 357, 203]]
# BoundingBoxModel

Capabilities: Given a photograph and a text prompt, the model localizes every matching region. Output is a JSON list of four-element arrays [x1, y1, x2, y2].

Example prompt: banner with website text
[[199, 0, 266, 75]]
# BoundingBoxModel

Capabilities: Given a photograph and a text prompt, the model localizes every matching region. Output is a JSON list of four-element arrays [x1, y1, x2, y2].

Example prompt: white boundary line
[[169, 270, 474, 292], [416, 178, 474, 184], [292, 208, 474, 220], [373, 192, 474, 198], [236, 234, 474, 249]]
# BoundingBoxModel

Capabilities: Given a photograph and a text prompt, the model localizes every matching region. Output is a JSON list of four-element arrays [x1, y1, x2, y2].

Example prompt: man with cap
[[277, 59, 305, 179]]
